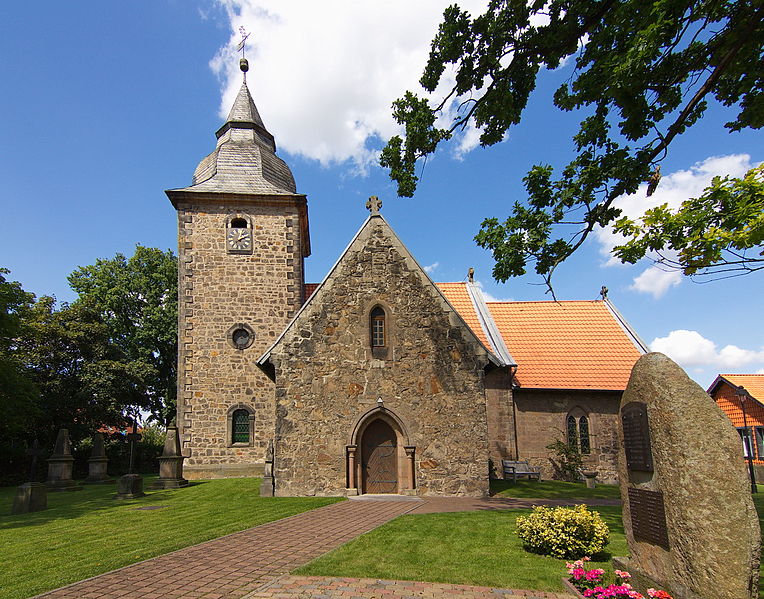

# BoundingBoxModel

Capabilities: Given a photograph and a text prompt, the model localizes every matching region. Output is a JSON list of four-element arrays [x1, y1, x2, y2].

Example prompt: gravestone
[[115, 422, 145, 499], [149, 422, 188, 489], [11, 440, 48, 514], [614, 353, 760, 599], [46, 429, 82, 491], [84, 433, 112, 484]]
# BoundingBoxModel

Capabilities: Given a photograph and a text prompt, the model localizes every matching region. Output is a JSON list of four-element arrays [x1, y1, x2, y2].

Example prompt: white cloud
[[593, 153, 757, 294], [651, 329, 764, 371], [475, 279, 513, 302], [629, 266, 681, 298], [423, 261, 439, 274], [212, 0, 490, 172]]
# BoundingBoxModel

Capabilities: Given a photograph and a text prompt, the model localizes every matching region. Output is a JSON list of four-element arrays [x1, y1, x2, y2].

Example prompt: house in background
[[708, 374, 764, 479]]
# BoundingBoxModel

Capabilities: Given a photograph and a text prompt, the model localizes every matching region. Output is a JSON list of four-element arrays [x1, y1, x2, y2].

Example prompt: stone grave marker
[[259, 439, 275, 497], [115, 421, 145, 499], [149, 421, 188, 489], [614, 353, 760, 599], [84, 433, 111, 484], [11, 440, 48, 515], [45, 429, 82, 492]]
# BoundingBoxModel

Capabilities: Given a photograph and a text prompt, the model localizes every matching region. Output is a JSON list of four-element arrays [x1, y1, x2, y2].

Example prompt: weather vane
[[237, 26, 251, 58]]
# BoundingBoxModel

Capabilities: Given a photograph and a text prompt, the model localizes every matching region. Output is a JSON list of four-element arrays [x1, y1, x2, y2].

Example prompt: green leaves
[[67, 245, 178, 424], [613, 164, 764, 275], [382, 0, 764, 289]]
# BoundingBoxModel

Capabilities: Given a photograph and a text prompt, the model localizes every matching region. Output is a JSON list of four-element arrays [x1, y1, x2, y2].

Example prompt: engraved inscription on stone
[[621, 402, 653, 471], [628, 487, 669, 550]]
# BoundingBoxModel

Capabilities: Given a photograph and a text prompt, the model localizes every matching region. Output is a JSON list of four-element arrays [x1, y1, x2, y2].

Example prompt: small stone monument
[[45, 429, 82, 491], [115, 421, 145, 500], [84, 433, 111, 484], [614, 353, 760, 599], [11, 440, 48, 515], [259, 439, 275, 497], [150, 421, 188, 489]]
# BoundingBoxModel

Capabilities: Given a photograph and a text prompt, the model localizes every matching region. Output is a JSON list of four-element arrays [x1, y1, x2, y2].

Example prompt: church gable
[[261, 211, 494, 497]]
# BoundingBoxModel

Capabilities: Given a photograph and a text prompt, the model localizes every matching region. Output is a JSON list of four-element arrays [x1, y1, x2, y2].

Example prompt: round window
[[232, 328, 251, 349]]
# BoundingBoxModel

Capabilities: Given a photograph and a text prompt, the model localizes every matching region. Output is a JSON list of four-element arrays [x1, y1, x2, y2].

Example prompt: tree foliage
[[0, 269, 37, 442], [67, 245, 178, 424], [381, 0, 764, 291]]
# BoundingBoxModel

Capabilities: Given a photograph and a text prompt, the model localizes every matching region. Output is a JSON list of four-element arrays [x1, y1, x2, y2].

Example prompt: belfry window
[[567, 411, 591, 454], [232, 409, 250, 444], [370, 306, 386, 347]]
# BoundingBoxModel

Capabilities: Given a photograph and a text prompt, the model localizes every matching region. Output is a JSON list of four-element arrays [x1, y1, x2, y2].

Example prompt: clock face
[[227, 227, 252, 252]]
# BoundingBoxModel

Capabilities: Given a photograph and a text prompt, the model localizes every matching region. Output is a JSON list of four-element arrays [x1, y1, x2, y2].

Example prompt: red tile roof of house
[[304, 283, 319, 300], [714, 374, 764, 401], [486, 300, 643, 390]]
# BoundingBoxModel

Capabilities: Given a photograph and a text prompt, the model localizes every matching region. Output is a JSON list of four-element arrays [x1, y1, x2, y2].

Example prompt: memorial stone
[[150, 422, 188, 489], [115, 421, 146, 499], [614, 353, 760, 599], [84, 433, 112, 484], [11, 440, 48, 515], [45, 429, 82, 491]]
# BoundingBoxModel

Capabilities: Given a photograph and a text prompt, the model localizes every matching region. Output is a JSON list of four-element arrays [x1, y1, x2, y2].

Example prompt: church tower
[[166, 59, 310, 479]]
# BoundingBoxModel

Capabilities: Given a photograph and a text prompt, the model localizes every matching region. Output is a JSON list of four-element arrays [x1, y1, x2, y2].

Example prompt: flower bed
[[565, 558, 673, 599]]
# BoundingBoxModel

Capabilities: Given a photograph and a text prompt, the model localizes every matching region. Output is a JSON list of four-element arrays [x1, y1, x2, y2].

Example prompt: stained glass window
[[579, 416, 591, 454], [232, 409, 250, 444], [567, 415, 578, 450]]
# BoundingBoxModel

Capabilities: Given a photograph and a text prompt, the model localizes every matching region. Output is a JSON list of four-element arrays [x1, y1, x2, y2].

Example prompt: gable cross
[[366, 195, 382, 215]]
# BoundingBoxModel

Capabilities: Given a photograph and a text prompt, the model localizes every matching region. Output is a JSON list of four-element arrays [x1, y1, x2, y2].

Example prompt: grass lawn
[[0, 478, 341, 599], [297, 506, 627, 593], [300, 483, 764, 596], [490, 478, 621, 500]]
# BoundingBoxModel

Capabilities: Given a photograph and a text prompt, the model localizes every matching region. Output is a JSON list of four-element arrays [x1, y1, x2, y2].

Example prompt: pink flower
[[573, 567, 585, 580], [614, 570, 631, 579]]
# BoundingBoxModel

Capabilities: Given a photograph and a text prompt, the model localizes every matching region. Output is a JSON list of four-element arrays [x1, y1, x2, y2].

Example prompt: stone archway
[[361, 419, 398, 493], [346, 407, 416, 495]]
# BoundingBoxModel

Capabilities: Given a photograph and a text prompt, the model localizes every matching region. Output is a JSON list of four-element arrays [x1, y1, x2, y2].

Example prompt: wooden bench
[[502, 459, 541, 482]]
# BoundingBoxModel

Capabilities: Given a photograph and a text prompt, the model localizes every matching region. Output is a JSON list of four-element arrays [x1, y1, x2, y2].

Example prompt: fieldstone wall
[[268, 217, 492, 497], [173, 195, 307, 479], [513, 389, 621, 483]]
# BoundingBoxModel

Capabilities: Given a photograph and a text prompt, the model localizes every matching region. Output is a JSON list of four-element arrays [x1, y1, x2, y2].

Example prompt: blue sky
[[0, 1, 761, 388]]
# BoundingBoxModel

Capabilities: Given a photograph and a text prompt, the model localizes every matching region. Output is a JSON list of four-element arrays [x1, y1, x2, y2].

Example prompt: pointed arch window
[[567, 410, 591, 454], [370, 306, 386, 347]]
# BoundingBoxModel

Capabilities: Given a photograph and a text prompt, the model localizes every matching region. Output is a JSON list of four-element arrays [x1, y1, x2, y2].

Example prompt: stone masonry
[[166, 66, 310, 479], [262, 215, 495, 497], [170, 197, 306, 478]]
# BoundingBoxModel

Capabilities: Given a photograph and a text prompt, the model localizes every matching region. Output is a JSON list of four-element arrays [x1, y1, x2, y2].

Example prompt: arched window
[[230, 217, 248, 228], [566, 411, 591, 454], [370, 306, 386, 347], [231, 409, 250, 444]]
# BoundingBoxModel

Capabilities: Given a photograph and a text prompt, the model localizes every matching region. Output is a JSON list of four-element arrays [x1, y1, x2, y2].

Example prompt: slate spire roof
[[170, 73, 297, 195]]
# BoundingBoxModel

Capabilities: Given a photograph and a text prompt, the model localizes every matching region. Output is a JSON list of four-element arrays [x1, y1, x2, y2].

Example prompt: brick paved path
[[32, 496, 596, 599], [33, 500, 419, 599], [249, 575, 573, 599]]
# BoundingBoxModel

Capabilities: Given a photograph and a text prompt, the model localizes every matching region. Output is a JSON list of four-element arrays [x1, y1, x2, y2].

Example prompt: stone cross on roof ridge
[[366, 195, 382, 215]]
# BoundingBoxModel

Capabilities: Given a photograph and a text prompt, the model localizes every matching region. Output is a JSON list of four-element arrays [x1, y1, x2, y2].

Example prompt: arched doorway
[[361, 419, 398, 494]]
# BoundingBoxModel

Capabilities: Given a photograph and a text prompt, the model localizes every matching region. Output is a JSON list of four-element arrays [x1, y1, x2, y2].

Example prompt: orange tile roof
[[717, 374, 764, 402], [487, 300, 642, 390], [436, 282, 491, 349]]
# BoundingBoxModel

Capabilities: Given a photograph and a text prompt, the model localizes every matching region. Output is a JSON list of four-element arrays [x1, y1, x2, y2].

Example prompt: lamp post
[[736, 385, 758, 494]]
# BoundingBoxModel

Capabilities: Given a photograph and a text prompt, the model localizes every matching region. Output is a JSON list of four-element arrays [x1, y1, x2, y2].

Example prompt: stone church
[[166, 64, 647, 496]]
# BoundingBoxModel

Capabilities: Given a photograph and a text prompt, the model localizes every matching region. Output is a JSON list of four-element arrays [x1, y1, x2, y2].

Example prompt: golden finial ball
[[240, 58, 249, 73]]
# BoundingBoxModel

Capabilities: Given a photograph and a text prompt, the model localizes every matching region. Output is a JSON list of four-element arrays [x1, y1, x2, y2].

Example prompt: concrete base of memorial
[[115, 474, 146, 499]]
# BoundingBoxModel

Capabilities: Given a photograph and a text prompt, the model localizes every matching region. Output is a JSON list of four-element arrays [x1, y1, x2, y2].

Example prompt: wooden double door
[[361, 419, 398, 494]]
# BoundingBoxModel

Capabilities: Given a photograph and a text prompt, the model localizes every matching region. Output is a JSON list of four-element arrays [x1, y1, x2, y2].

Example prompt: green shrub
[[515, 504, 609, 559]]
